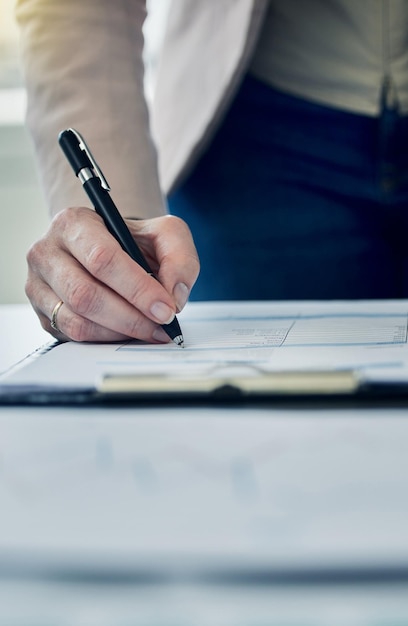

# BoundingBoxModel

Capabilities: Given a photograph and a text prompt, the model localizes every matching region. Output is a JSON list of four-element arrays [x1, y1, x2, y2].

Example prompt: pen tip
[[173, 335, 185, 348]]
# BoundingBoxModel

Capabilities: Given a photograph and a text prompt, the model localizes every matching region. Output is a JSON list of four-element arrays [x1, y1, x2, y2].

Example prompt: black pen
[[58, 128, 184, 347]]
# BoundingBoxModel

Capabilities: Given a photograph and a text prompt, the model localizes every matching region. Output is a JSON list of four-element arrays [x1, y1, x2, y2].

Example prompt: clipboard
[[0, 349, 407, 405], [2, 300, 408, 405]]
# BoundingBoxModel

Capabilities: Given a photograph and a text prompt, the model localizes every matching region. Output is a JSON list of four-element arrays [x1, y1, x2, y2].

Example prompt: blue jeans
[[167, 75, 408, 300]]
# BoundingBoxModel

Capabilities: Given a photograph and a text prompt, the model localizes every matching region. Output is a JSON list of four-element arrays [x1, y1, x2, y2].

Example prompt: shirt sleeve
[[15, 0, 167, 218]]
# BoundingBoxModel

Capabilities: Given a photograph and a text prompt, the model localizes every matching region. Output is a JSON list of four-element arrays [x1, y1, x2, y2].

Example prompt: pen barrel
[[83, 178, 152, 274]]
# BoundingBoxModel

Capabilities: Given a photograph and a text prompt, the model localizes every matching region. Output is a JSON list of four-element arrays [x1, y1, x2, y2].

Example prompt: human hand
[[25, 207, 200, 342]]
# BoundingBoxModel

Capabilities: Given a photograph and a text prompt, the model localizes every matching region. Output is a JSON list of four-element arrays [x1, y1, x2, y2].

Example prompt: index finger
[[54, 207, 180, 327]]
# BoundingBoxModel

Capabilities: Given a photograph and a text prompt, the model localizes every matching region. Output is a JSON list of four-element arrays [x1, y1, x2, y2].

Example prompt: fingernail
[[150, 301, 175, 324], [152, 327, 171, 343], [173, 282, 189, 311]]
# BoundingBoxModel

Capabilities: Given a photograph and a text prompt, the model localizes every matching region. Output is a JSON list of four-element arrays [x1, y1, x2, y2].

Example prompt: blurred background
[[0, 0, 48, 304], [0, 0, 170, 305]]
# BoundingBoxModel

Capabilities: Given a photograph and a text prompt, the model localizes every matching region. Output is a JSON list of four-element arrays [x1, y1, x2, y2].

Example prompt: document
[[2, 300, 408, 400]]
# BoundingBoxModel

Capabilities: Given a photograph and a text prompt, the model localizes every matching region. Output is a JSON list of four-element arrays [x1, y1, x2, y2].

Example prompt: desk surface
[[1, 305, 408, 624], [0, 303, 49, 375]]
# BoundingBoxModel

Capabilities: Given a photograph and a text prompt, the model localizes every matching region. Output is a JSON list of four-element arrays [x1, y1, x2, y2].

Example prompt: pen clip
[[68, 128, 111, 191]]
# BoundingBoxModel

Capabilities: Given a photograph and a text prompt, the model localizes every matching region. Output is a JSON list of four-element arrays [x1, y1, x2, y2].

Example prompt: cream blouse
[[250, 0, 408, 115]]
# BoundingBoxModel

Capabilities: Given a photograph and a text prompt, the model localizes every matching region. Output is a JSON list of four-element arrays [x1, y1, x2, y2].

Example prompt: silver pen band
[[78, 167, 94, 185]]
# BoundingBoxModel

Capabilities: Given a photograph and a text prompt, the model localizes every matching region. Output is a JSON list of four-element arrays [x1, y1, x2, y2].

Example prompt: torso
[[250, 0, 408, 115]]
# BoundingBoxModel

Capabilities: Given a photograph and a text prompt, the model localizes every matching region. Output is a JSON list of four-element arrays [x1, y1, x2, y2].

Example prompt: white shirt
[[250, 0, 408, 115]]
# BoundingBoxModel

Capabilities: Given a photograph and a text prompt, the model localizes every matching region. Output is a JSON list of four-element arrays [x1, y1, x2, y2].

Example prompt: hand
[[25, 207, 200, 342]]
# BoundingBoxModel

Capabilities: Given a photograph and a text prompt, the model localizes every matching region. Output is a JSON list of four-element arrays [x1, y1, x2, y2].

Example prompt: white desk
[[0, 304, 50, 374], [1, 305, 408, 625]]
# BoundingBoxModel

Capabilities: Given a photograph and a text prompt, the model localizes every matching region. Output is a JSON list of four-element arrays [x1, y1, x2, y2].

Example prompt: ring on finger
[[50, 299, 64, 333]]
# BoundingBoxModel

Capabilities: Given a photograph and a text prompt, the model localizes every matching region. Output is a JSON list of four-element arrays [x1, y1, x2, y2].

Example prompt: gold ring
[[50, 299, 64, 333]]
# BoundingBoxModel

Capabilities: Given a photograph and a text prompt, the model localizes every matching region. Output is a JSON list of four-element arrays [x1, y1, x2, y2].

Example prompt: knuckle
[[65, 315, 93, 343], [50, 206, 94, 242], [24, 269, 45, 309], [52, 206, 81, 228], [66, 279, 102, 317], [49, 206, 74, 235], [86, 243, 117, 278], [168, 214, 193, 237], [26, 238, 45, 268], [165, 214, 184, 228], [24, 278, 36, 302], [24, 278, 37, 304]]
